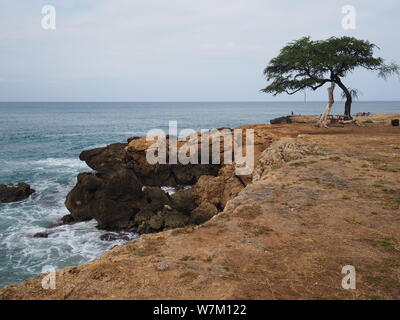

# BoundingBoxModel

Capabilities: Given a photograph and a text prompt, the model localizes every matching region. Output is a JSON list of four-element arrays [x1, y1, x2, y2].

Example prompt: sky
[[0, 0, 399, 102]]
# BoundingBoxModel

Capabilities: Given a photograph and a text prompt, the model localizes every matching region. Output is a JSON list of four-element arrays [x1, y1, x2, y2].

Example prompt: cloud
[[0, 0, 399, 101]]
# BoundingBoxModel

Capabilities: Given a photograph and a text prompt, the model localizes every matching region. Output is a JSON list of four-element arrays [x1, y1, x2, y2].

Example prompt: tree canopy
[[262, 36, 399, 118]]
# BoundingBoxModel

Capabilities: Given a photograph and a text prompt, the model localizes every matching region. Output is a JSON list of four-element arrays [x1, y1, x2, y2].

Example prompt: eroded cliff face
[[63, 130, 274, 233], [3, 121, 400, 300], [2, 119, 400, 300]]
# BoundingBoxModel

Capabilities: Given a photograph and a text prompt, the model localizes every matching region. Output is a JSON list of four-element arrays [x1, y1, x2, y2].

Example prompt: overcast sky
[[0, 0, 399, 101]]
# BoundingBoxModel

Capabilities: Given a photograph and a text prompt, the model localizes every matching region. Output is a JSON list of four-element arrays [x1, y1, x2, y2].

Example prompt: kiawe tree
[[262, 36, 399, 123]]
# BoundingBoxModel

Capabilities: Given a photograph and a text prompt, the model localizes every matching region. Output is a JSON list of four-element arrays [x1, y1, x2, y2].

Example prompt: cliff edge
[[1, 116, 400, 300]]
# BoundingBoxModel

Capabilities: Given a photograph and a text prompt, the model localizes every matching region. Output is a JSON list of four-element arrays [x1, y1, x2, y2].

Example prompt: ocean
[[0, 101, 399, 288]]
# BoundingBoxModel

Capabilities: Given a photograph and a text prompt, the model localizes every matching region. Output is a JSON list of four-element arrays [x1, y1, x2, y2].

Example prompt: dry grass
[[2, 117, 400, 300]]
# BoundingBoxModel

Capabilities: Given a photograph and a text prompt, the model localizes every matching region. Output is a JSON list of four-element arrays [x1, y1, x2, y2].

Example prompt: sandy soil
[[1, 115, 399, 300]]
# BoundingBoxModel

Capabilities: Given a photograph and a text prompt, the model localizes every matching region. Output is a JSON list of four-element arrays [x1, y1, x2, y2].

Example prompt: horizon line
[[0, 100, 399, 103]]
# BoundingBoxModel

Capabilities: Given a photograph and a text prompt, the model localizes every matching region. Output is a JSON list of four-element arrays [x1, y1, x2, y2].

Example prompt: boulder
[[0, 183, 35, 203], [163, 210, 189, 229], [100, 233, 131, 242], [270, 115, 317, 125], [270, 116, 292, 125], [125, 135, 220, 186], [194, 166, 245, 209], [65, 170, 144, 230], [80, 143, 127, 172], [148, 214, 164, 231], [171, 188, 197, 213], [143, 187, 171, 211], [33, 232, 49, 238], [61, 214, 76, 225], [64, 128, 273, 233], [190, 202, 218, 224]]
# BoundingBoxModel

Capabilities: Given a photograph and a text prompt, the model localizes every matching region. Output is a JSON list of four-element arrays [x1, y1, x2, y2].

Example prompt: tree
[[262, 36, 399, 119], [318, 82, 335, 128]]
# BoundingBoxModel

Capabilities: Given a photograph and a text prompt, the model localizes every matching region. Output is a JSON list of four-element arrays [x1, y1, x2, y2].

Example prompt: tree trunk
[[318, 82, 336, 128], [335, 77, 353, 119]]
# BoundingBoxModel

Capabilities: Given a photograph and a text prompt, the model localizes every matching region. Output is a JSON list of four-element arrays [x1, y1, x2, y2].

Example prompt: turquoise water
[[0, 101, 399, 288]]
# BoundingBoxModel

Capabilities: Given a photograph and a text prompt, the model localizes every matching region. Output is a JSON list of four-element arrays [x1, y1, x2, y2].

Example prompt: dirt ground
[[1, 115, 399, 300]]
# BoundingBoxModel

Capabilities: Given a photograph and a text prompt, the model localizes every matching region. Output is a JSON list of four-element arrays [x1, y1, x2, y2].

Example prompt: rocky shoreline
[[34, 112, 400, 237], [1, 114, 400, 300], [61, 129, 271, 234]]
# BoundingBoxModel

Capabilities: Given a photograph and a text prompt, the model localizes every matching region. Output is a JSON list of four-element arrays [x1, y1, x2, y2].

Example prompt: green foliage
[[262, 36, 399, 96], [341, 88, 362, 100]]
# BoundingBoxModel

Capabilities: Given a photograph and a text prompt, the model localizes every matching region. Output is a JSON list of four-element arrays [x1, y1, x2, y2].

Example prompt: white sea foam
[[84, 144, 108, 150], [0, 156, 137, 288], [161, 186, 193, 195], [121, 131, 146, 136], [0, 201, 138, 286], [34, 158, 88, 169], [161, 186, 177, 195], [1, 158, 88, 178], [142, 186, 192, 195]]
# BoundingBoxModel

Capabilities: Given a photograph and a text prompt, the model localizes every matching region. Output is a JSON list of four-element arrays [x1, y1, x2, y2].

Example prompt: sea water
[[0, 101, 399, 288]]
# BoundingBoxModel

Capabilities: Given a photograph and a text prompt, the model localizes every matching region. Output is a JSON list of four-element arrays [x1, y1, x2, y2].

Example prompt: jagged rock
[[171, 188, 197, 213], [143, 187, 171, 211], [0, 183, 35, 203], [100, 233, 130, 241], [65, 138, 221, 232], [80, 143, 127, 172], [148, 214, 164, 231], [270, 115, 318, 125], [125, 135, 221, 186], [270, 116, 292, 125], [193, 176, 224, 208], [253, 137, 318, 181], [33, 232, 49, 238], [190, 202, 218, 224], [163, 210, 189, 229], [127, 136, 141, 143], [133, 209, 154, 226], [61, 214, 75, 225], [194, 166, 245, 209], [65, 170, 144, 230], [64, 128, 277, 233]]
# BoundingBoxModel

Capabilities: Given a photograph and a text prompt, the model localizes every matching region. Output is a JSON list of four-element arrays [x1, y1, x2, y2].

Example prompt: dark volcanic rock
[[190, 202, 218, 224], [33, 232, 49, 238], [65, 170, 144, 230], [100, 233, 131, 241], [171, 188, 197, 213], [270, 116, 293, 125], [61, 214, 76, 225], [125, 136, 221, 186], [143, 187, 171, 211], [64, 134, 244, 233], [163, 210, 189, 229], [80, 143, 128, 172], [0, 183, 35, 203]]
